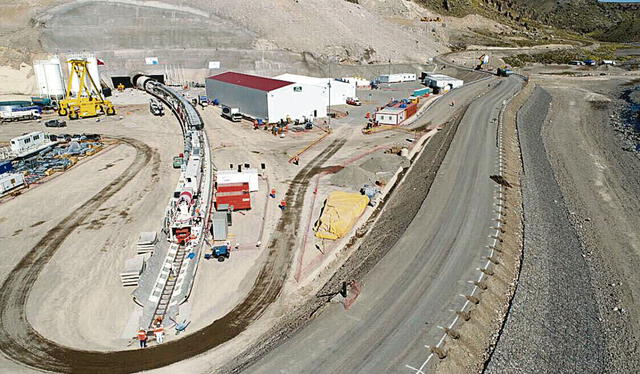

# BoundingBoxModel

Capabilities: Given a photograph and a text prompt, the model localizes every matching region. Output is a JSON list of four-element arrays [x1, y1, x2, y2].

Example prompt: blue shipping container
[[0, 161, 13, 175]]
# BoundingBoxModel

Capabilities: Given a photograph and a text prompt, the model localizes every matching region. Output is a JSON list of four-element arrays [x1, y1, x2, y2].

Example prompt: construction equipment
[[198, 95, 209, 108], [475, 54, 490, 70], [172, 154, 183, 168], [204, 245, 230, 262], [420, 16, 442, 22], [362, 122, 416, 135], [497, 66, 514, 77], [221, 105, 241, 122], [150, 98, 164, 116], [57, 59, 116, 120]]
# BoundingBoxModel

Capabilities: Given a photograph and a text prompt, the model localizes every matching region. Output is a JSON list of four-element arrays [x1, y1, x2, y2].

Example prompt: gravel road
[[485, 87, 607, 373]]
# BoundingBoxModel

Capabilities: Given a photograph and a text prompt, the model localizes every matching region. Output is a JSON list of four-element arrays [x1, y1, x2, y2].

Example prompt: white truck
[[1, 109, 41, 123], [221, 105, 241, 122]]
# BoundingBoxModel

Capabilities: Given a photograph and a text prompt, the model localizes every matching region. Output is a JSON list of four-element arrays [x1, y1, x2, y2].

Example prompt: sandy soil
[[0, 95, 182, 351]]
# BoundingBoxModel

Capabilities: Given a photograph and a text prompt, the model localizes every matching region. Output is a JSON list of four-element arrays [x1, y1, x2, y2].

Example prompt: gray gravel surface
[[224, 77, 523, 373], [485, 87, 607, 373], [540, 81, 640, 373]]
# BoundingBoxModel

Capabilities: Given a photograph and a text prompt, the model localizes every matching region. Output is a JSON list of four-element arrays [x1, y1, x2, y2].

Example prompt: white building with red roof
[[205, 71, 327, 123]]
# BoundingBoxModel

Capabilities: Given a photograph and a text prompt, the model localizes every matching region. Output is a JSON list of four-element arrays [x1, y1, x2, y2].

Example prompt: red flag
[[96, 58, 105, 65]]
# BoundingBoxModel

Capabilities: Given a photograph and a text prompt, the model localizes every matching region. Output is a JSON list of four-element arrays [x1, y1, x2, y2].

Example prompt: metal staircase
[[150, 245, 187, 327]]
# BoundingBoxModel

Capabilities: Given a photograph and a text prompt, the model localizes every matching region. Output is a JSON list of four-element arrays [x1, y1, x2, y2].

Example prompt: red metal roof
[[207, 72, 293, 92]]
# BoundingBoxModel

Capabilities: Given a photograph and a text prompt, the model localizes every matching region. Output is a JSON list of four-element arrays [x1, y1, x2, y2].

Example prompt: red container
[[216, 193, 251, 210], [217, 182, 249, 193], [215, 182, 251, 210], [404, 103, 417, 118]]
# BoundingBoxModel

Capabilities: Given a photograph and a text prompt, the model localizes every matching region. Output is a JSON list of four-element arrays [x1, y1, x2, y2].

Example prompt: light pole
[[328, 57, 333, 127]]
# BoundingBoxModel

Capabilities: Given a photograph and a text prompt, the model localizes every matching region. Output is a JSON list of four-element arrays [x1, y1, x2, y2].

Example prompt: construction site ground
[[0, 77, 438, 372], [0, 94, 182, 353]]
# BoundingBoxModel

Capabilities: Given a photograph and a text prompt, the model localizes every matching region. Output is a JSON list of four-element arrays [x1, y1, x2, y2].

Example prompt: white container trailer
[[0, 173, 25, 194], [375, 107, 406, 125], [33, 56, 66, 99], [10, 132, 47, 154], [377, 73, 416, 83], [422, 73, 464, 90]]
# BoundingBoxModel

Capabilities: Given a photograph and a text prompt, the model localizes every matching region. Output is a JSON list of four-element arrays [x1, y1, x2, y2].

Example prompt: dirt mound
[[359, 153, 408, 173]]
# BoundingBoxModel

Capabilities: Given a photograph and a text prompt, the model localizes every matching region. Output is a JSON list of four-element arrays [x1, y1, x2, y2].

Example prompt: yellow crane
[[58, 59, 116, 120]]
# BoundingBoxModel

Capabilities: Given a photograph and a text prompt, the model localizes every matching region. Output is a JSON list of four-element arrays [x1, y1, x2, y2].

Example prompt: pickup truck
[[346, 97, 362, 106], [199, 95, 209, 107]]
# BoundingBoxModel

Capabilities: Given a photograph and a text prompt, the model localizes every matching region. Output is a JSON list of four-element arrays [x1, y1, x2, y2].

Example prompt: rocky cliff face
[[417, 0, 640, 42]]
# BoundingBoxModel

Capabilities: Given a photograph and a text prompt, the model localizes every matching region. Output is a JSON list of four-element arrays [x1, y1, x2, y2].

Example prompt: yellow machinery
[[362, 124, 416, 135], [58, 59, 116, 120]]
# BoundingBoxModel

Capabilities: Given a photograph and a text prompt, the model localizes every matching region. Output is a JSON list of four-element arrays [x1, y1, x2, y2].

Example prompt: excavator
[[57, 59, 116, 120], [475, 54, 490, 71]]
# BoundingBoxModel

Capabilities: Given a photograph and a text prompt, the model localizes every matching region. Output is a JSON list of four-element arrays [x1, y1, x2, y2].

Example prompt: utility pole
[[328, 58, 332, 127]]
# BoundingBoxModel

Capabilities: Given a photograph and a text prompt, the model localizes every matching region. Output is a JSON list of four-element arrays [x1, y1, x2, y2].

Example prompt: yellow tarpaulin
[[315, 191, 369, 240]]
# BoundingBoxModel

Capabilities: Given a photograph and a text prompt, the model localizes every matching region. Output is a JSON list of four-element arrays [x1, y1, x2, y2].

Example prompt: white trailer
[[375, 107, 406, 125], [377, 73, 416, 83], [0, 173, 25, 194]]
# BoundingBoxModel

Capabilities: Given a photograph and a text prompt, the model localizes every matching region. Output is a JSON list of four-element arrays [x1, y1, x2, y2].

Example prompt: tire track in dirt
[[0, 138, 345, 373]]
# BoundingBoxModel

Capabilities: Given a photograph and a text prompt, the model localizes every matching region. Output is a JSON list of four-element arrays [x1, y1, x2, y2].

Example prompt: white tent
[[217, 169, 259, 192]]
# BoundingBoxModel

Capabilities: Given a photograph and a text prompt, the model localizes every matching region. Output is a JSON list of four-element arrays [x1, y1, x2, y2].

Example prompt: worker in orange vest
[[279, 199, 287, 210], [154, 324, 165, 344], [292, 156, 300, 165], [270, 188, 276, 198], [137, 328, 147, 348]]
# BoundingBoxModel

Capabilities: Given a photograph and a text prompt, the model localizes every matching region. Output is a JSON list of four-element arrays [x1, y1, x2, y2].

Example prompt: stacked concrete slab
[[120, 254, 150, 287], [137, 232, 157, 254]]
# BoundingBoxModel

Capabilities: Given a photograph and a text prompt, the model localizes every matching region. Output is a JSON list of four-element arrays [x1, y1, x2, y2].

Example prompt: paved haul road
[[249, 76, 522, 374]]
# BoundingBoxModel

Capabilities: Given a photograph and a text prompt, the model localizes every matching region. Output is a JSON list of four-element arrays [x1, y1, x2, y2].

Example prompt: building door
[[314, 110, 317, 117]]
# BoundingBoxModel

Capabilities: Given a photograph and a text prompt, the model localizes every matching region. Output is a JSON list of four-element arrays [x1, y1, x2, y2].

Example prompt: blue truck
[[204, 245, 230, 262]]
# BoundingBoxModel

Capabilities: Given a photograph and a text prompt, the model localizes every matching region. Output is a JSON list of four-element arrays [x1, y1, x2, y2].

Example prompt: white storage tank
[[67, 54, 102, 95], [33, 56, 65, 99]]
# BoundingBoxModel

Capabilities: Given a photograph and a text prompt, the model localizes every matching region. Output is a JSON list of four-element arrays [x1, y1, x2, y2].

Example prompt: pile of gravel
[[331, 153, 408, 190], [359, 153, 408, 173]]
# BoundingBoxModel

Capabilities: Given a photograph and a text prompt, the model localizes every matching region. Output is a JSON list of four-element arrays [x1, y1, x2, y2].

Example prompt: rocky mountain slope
[[417, 0, 640, 42]]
